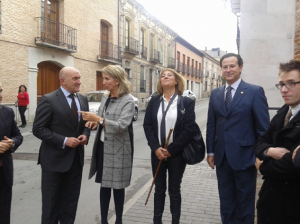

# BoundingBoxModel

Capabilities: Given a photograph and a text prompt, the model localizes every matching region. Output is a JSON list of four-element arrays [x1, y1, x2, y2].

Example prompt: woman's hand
[[78, 111, 101, 122], [85, 121, 98, 130], [155, 147, 167, 160]]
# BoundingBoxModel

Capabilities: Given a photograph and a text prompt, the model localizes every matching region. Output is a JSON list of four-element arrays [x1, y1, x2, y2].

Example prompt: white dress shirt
[[290, 104, 300, 121], [157, 95, 178, 146]]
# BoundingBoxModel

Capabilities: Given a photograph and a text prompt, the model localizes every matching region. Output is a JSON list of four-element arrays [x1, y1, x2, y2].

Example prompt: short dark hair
[[279, 59, 300, 76], [18, 85, 27, 92], [220, 53, 243, 68]]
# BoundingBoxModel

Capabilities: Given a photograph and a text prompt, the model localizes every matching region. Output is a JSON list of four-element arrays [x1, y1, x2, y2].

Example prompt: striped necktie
[[225, 86, 233, 111]]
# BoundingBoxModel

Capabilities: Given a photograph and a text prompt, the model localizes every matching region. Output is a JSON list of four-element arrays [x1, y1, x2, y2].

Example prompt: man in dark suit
[[255, 59, 300, 224], [0, 82, 23, 224], [206, 53, 269, 224], [33, 67, 90, 224]]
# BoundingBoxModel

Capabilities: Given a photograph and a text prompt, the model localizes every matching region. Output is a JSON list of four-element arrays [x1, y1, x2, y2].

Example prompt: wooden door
[[37, 61, 61, 101], [97, 71, 104, 90], [41, 0, 59, 41], [101, 22, 109, 57]]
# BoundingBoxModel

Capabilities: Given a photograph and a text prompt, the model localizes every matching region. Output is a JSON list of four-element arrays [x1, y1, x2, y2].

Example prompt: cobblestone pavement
[[116, 161, 263, 224]]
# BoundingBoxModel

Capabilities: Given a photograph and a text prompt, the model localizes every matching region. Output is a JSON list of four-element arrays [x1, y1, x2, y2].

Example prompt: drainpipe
[[118, 0, 120, 65]]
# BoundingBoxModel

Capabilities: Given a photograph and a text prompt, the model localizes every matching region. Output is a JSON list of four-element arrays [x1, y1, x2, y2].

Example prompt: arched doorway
[[37, 61, 62, 101]]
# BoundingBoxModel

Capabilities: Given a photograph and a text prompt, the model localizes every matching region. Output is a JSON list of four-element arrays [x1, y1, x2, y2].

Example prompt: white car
[[145, 89, 196, 109], [86, 91, 139, 121]]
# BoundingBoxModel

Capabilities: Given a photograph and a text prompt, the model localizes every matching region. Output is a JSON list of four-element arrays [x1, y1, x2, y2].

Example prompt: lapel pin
[[241, 91, 244, 94]]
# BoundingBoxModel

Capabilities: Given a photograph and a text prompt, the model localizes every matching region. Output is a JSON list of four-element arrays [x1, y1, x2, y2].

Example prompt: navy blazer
[[0, 106, 23, 187], [143, 95, 195, 156], [206, 80, 269, 170]]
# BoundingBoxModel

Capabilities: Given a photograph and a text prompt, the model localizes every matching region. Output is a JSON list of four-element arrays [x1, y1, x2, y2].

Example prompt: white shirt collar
[[225, 78, 241, 90], [60, 86, 77, 98], [290, 104, 300, 118]]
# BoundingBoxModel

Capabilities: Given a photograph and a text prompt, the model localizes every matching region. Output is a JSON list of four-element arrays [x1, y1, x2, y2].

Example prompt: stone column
[[28, 67, 38, 122]]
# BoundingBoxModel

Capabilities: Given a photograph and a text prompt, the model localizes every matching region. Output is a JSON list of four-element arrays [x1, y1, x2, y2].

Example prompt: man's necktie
[[225, 86, 233, 111], [69, 93, 78, 126], [284, 109, 292, 126]]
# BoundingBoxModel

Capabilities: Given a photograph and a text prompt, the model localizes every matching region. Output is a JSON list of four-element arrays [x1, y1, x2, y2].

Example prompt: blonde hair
[[101, 65, 131, 98], [157, 68, 186, 95]]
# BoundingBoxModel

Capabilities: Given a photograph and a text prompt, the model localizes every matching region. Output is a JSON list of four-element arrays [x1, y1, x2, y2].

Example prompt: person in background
[[143, 68, 195, 224], [255, 59, 300, 224], [79, 65, 134, 224], [0, 82, 23, 224], [17, 85, 29, 128]]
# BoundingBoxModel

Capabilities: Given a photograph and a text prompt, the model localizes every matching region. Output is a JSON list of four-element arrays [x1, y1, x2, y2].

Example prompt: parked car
[[145, 89, 196, 109], [86, 91, 139, 121]]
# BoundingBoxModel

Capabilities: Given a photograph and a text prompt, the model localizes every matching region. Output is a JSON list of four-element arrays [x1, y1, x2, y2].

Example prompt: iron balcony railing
[[98, 40, 122, 64], [141, 45, 147, 59], [124, 37, 139, 55], [183, 64, 187, 74], [167, 57, 175, 69], [150, 49, 160, 63], [179, 62, 183, 72], [140, 80, 146, 92], [176, 59, 180, 72], [35, 17, 77, 53]]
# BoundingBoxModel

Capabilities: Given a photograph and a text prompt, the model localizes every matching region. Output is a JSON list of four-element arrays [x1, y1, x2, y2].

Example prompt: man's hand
[[266, 147, 290, 160], [155, 147, 167, 160], [255, 158, 263, 170], [77, 135, 88, 145], [78, 111, 101, 123], [0, 142, 11, 153], [85, 121, 98, 130], [292, 146, 300, 163], [2, 136, 13, 148], [65, 137, 80, 148], [163, 150, 171, 158], [207, 156, 215, 169]]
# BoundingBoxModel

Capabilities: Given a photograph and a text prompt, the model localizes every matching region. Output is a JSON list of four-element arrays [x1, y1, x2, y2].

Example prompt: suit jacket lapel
[[56, 88, 77, 128], [0, 106, 5, 137], [227, 80, 247, 115], [217, 85, 227, 116]]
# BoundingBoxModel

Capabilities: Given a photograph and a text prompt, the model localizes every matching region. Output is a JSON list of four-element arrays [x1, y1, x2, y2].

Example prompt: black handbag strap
[[179, 95, 186, 130]]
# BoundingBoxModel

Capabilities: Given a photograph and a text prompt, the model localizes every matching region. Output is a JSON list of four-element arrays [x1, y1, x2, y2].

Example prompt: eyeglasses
[[275, 81, 300, 90]]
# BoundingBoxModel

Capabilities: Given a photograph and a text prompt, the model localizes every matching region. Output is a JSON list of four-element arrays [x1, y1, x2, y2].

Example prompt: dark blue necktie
[[225, 86, 233, 111], [160, 94, 177, 147]]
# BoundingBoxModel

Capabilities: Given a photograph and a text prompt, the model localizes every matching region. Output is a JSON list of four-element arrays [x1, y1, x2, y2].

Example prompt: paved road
[[10, 98, 262, 224]]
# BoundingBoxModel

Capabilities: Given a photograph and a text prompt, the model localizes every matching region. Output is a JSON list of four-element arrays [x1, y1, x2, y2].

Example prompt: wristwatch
[[99, 118, 104, 125]]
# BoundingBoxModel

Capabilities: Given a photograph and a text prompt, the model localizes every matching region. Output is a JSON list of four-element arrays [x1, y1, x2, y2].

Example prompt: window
[[140, 28, 146, 58], [176, 51, 180, 70], [140, 66, 146, 92], [192, 59, 194, 75], [158, 38, 163, 64], [125, 61, 131, 79], [195, 61, 198, 76], [41, 0, 59, 41], [125, 18, 130, 48], [183, 54, 186, 72]]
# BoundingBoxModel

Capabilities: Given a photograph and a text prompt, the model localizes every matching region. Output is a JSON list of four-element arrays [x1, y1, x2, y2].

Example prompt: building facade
[[119, 0, 176, 105], [175, 36, 204, 99], [0, 0, 120, 121], [204, 47, 227, 61], [201, 52, 223, 98]]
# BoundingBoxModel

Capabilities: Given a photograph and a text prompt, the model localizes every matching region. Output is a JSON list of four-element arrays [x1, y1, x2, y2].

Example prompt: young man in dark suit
[[33, 67, 90, 224], [206, 53, 269, 224], [0, 82, 23, 224], [255, 59, 300, 224]]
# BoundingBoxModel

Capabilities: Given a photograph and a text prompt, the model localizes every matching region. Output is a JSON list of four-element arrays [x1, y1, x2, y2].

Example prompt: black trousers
[[41, 149, 82, 224], [0, 167, 12, 224], [151, 152, 186, 224], [18, 106, 27, 125]]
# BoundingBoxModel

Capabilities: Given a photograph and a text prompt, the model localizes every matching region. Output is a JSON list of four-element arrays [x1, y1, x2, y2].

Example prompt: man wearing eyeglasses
[[255, 59, 300, 224]]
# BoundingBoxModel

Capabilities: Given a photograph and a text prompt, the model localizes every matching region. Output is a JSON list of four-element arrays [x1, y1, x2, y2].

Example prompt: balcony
[[124, 37, 139, 55], [97, 40, 122, 65], [183, 64, 187, 74], [150, 49, 160, 63], [167, 57, 175, 69], [35, 17, 77, 53], [179, 62, 183, 72], [141, 46, 147, 59], [140, 79, 146, 92]]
